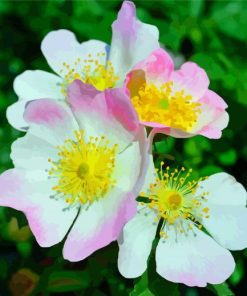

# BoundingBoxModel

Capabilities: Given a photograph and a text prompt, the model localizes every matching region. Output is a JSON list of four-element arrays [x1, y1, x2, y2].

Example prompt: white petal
[[118, 204, 158, 278], [13, 70, 63, 100], [156, 223, 235, 287], [11, 132, 56, 170], [197, 173, 247, 206], [6, 100, 29, 131], [41, 29, 108, 77], [202, 206, 247, 250]]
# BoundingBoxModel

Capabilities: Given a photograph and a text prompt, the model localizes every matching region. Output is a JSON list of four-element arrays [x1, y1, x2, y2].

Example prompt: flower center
[[167, 192, 182, 209], [129, 81, 201, 132], [48, 130, 118, 206], [140, 162, 209, 238], [60, 52, 119, 92], [77, 162, 89, 179]]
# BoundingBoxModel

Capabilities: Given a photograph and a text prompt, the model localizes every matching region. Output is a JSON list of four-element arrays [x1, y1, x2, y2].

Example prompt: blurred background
[[0, 0, 247, 295]]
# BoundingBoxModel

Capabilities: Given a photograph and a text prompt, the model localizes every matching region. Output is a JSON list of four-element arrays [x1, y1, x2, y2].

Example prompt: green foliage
[[0, 0, 246, 295]]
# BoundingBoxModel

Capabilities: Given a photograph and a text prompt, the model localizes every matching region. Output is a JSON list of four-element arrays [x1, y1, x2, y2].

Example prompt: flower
[[126, 48, 229, 139], [7, 1, 159, 131], [0, 80, 149, 262], [118, 160, 247, 287]]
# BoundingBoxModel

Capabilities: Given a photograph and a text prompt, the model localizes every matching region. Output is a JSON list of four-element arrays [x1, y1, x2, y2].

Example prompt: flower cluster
[[0, 0, 246, 289]]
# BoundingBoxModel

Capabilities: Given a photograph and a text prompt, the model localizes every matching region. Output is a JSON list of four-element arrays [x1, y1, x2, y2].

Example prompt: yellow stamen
[[144, 163, 209, 238], [48, 130, 118, 206], [130, 82, 201, 132], [60, 53, 119, 93]]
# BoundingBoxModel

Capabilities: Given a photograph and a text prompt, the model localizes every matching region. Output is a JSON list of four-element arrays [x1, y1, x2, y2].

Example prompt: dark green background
[[0, 0, 247, 295]]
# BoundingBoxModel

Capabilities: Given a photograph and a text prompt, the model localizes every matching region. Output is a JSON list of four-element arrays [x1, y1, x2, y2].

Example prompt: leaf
[[48, 271, 90, 293], [208, 282, 235, 296], [229, 259, 244, 286], [130, 272, 154, 296], [149, 278, 179, 296]]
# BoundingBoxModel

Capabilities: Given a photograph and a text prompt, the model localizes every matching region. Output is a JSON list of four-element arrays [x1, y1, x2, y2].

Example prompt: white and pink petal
[[63, 189, 136, 262], [109, 1, 159, 84], [156, 224, 235, 287], [0, 169, 78, 247]]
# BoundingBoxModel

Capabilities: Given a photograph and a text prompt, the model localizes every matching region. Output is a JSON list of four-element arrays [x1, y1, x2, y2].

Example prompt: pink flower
[[0, 80, 149, 262], [7, 1, 159, 131], [126, 48, 229, 139]]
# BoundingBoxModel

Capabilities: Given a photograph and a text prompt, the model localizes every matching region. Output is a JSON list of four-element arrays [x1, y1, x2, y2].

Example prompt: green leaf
[[208, 282, 235, 296], [130, 272, 154, 296], [229, 259, 244, 286], [48, 271, 90, 293], [149, 278, 179, 296]]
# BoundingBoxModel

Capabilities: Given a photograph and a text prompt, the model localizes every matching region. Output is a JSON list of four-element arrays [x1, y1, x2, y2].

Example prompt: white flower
[[7, 1, 159, 131], [118, 160, 247, 287], [0, 80, 149, 261]]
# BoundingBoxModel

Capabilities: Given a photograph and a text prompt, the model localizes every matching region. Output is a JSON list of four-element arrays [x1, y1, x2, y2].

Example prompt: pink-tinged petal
[[130, 48, 174, 84], [109, 1, 159, 84], [148, 127, 193, 144], [24, 99, 79, 146], [41, 29, 108, 77], [67, 80, 141, 149], [0, 169, 78, 247], [171, 62, 209, 99], [197, 173, 247, 250], [63, 189, 137, 262], [156, 224, 235, 287], [200, 89, 228, 110], [9, 70, 63, 131], [105, 87, 139, 132], [118, 205, 158, 278]]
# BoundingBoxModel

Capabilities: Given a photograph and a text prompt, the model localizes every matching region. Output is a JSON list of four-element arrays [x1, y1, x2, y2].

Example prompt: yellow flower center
[[60, 52, 119, 92], [130, 81, 201, 132], [140, 162, 209, 238], [48, 130, 118, 206]]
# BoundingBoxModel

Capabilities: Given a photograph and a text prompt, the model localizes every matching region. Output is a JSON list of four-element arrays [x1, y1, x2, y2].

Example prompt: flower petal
[[129, 48, 174, 85], [156, 224, 235, 287], [171, 62, 209, 99], [109, 1, 159, 84], [114, 130, 148, 197], [197, 173, 247, 206], [41, 29, 108, 77], [63, 189, 136, 262], [6, 100, 29, 131], [11, 132, 56, 170], [118, 204, 158, 278], [24, 99, 79, 146], [197, 173, 247, 250], [67, 80, 141, 150], [0, 169, 78, 247], [13, 70, 63, 100]]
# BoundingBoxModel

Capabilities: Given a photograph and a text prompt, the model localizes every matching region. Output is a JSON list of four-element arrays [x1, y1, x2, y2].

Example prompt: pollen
[[144, 163, 209, 238], [59, 53, 119, 93], [130, 81, 201, 132], [48, 130, 118, 206]]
